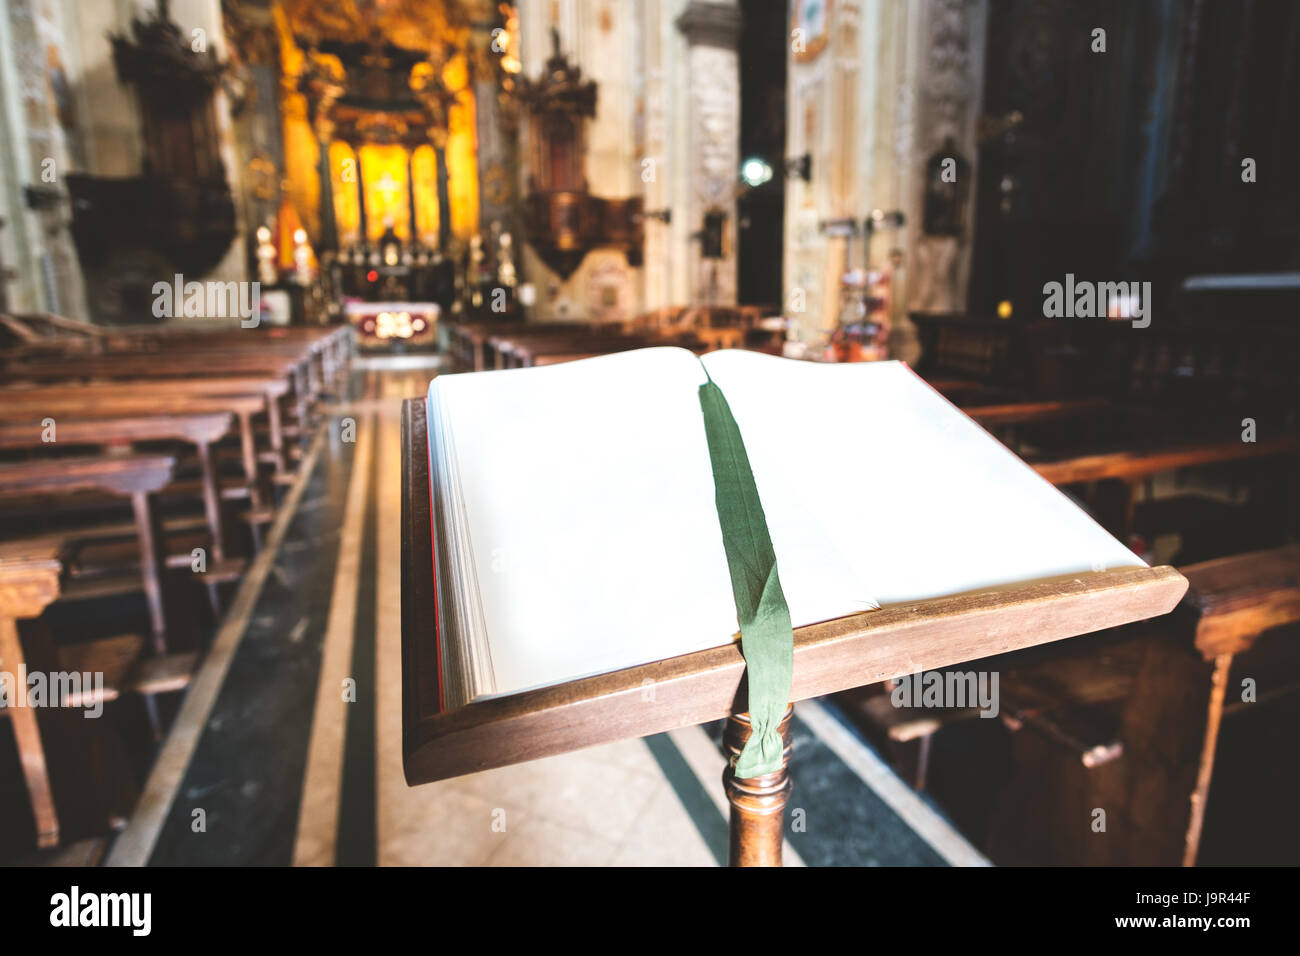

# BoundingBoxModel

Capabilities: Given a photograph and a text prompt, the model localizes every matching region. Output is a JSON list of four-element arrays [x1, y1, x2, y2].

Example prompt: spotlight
[[741, 157, 773, 187]]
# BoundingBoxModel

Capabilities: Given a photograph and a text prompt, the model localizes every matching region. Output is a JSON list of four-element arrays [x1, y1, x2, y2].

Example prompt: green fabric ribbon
[[697, 371, 793, 778]]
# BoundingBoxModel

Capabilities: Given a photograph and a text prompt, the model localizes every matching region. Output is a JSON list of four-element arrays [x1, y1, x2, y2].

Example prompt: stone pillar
[[466, 0, 516, 237], [904, 0, 987, 350], [220, 0, 285, 249], [641, 0, 670, 311], [675, 0, 741, 306], [2, 0, 89, 318]]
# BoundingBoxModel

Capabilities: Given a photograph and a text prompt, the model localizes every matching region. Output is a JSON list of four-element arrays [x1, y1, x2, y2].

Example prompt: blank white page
[[701, 350, 1144, 608], [431, 347, 740, 696]]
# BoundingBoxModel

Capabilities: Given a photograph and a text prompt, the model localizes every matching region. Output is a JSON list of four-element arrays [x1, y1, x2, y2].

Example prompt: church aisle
[[103, 361, 976, 867]]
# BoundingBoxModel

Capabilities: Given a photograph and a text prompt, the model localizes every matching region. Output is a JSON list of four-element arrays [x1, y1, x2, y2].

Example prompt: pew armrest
[[1183, 544, 1300, 658]]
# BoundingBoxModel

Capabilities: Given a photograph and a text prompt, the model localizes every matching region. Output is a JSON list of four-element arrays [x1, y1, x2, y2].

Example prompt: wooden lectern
[[399, 398, 1189, 866]]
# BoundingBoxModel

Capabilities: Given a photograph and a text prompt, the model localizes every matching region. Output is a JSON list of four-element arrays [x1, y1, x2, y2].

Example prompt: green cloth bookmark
[[697, 370, 793, 778]]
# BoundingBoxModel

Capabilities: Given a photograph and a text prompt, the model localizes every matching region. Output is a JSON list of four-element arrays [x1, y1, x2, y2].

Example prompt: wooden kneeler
[[399, 398, 1189, 866]]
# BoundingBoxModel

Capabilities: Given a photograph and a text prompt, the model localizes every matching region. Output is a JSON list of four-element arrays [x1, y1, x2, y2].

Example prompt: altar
[[345, 300, 438, 351]]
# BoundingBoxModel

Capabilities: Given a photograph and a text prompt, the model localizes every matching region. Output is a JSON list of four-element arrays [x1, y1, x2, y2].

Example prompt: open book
[[426, 347, 1142, 709]]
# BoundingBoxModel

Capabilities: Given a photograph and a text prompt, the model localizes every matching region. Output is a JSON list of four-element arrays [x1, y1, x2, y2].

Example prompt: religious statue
[[292, 228, 314, 284], [255, 225, 278, 286]]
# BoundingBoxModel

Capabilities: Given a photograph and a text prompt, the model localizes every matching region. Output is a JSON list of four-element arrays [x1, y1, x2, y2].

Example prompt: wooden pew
[[1032, 436, 1300, 486], [15, 319, 351, 361], [981, 544, 1300, 866], [447, 314, 759, 373], [1173, 544, 1300, 864], [0, 456, 178, 654], [842, 544, 1300, 865], [490, 333, 661, 369], [480, 322, 632, 370], [0, 413, 246, 608], [0, 393, 273, 516], [689, 327, 746, 351], [1, 536, 199, 850], [837, 687, 981, 790], [0, 376, 295, 477], [953, 385, 1298, 556], [1, 351, 317, 460], [922, 377, 1012, 405], [491, 326, 731, 369], [528, 340, 717, 368], [961, 398, 1112, 456], [446, 320, 629, 372], [0, 537, 65, 847], [910, 313, 1021, 397], [631, 305, 761, 351], [0, 325, 347, 578], [1031, 435, 1300, 545], [1, 324, 350, 412], [964, 397, 1111, 427], [836, 626, 1141, 793], [140, 324, 350, 392]]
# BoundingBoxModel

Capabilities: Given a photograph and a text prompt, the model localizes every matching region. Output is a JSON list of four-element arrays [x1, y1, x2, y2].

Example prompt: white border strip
[[292, 418, 373, 865]]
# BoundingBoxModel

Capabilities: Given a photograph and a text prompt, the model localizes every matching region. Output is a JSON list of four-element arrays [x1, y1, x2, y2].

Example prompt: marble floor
[[97, 357, 985, 867]]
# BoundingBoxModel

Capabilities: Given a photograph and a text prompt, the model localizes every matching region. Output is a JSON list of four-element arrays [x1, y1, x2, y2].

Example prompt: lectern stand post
[[723, 706, 794, 867]]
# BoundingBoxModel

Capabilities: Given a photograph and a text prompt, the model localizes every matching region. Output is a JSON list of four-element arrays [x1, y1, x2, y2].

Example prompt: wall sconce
[[23, 185, 64, 211], [864, 209, 905, 233], [692, 208, 727, 259], [818, 217, 860, 237], [784, 154, 812, 182]]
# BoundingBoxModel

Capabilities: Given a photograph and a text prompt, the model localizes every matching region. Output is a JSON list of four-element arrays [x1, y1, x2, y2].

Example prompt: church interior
[[1, 0, 1298, 873]]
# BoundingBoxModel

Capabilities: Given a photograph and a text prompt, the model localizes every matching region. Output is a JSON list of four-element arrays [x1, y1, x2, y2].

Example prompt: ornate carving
[[221, 0, 281, 67], [110, 0, 237, 276], [683, 41, 740, 303], [905, 0, 984, 348], [516, 28, 597, 118], [518, 30, 641, 278], [675, 1, 743, 51], [690, 47, 739, 208], [924, 0, 976, 144]]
